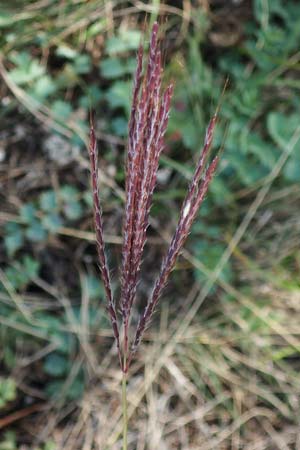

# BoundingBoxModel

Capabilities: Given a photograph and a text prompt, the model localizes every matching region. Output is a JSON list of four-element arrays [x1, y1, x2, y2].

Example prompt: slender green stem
[[122, 369, 128, 450]]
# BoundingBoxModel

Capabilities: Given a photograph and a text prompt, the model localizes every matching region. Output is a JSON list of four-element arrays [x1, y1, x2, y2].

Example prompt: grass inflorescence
[[89, 22, 220, 375]]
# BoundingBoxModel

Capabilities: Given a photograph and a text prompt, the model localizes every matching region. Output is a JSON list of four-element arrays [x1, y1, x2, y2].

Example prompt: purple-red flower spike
[[119, 22, 173, 358], [88, 22, 220, 373], [89, 115, 123, 370], [128, 117, 219, 366]]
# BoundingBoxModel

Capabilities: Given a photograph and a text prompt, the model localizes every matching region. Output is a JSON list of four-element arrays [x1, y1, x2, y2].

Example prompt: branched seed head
[[88, 22, 220, 373]]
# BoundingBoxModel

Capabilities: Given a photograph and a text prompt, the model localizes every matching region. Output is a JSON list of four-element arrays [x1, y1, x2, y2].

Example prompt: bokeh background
[[0, 1, 300, 449]]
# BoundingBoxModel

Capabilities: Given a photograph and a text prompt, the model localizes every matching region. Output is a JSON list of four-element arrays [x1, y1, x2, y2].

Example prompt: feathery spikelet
[[89, 117, 122, 370], [89, 22, 220, 373]]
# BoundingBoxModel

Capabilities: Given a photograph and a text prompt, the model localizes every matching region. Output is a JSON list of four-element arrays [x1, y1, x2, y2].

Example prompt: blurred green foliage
[[0, 431, 55, 450], [0, 378, 16, 409], [0, 181, 108, 401], [4, 185, 89, 258], [0, 431, 17, 450], [0, 0, 300, 425]]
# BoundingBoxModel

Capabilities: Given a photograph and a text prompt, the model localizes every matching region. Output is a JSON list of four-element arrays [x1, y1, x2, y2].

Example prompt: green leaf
[[67, 375, 85, 400], [267, 112, 300, 181], [39, 190, 57, 212], [179, 120, 198, 150], [209, 178, 233, 205], [3, 257, 39, 290], [45, 374, 84, 400], [43, 441, 56, 450], [20, 203, 37, 223], [267, 112, 300, 150], [284, 157, 300, 181], [35, 314, 61, 334], [50, 331, 76, 355], [100, 57, 136, 79], [230, 152, 268, 186], [82, 190, 93, 207], [192, 223, 222, 239], [52, 100, 72, 120], [106, 80, 131, 114], [35, 315, 76, 353], [101, 57, 125, 79], [0, 431, 17, 450], [111, 116, 128, 136], [241, 131, 278, 168], [56, 63, 78, 87], [74, 54, 91, 74], [25, 220, 47, 242], [4, 225, 24, 257], [30, 75, 56, 100], [194, 241, 233, 287], [56, 45, 78, 60], [9, 51, 31, 67], [4, 222, 21, 235], [0, 13, 16, 27], [64, 201, 83, 220], [79, 85, 103, 108], [3, 347, 16, 370], [9, 55, 44, 85], [42, 213, 63, 232], [106, 29, 141, 54], [86, 19, 106, 38], [43, 353, 69, 377], [22, 255, 40, 279], [253, 0, 269, 27], [45, 380, 63, 398], [0, 11, 31, 27], [0, 378, 16, 408], [124, 57, 137, 73], [4, 266, 29, 290], [85, 275, 104, 300], [59, 185, 79, 201]]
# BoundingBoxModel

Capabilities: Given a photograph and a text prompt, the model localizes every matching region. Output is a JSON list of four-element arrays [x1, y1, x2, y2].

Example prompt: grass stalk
[[122, 369, 128, 450]]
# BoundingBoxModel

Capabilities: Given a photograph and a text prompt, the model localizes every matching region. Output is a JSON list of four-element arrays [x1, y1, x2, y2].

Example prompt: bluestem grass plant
[[89, 22, 220, 448]]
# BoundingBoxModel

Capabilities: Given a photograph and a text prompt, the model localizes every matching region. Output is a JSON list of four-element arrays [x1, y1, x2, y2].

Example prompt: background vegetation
[[0, 0, 300, 448]]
